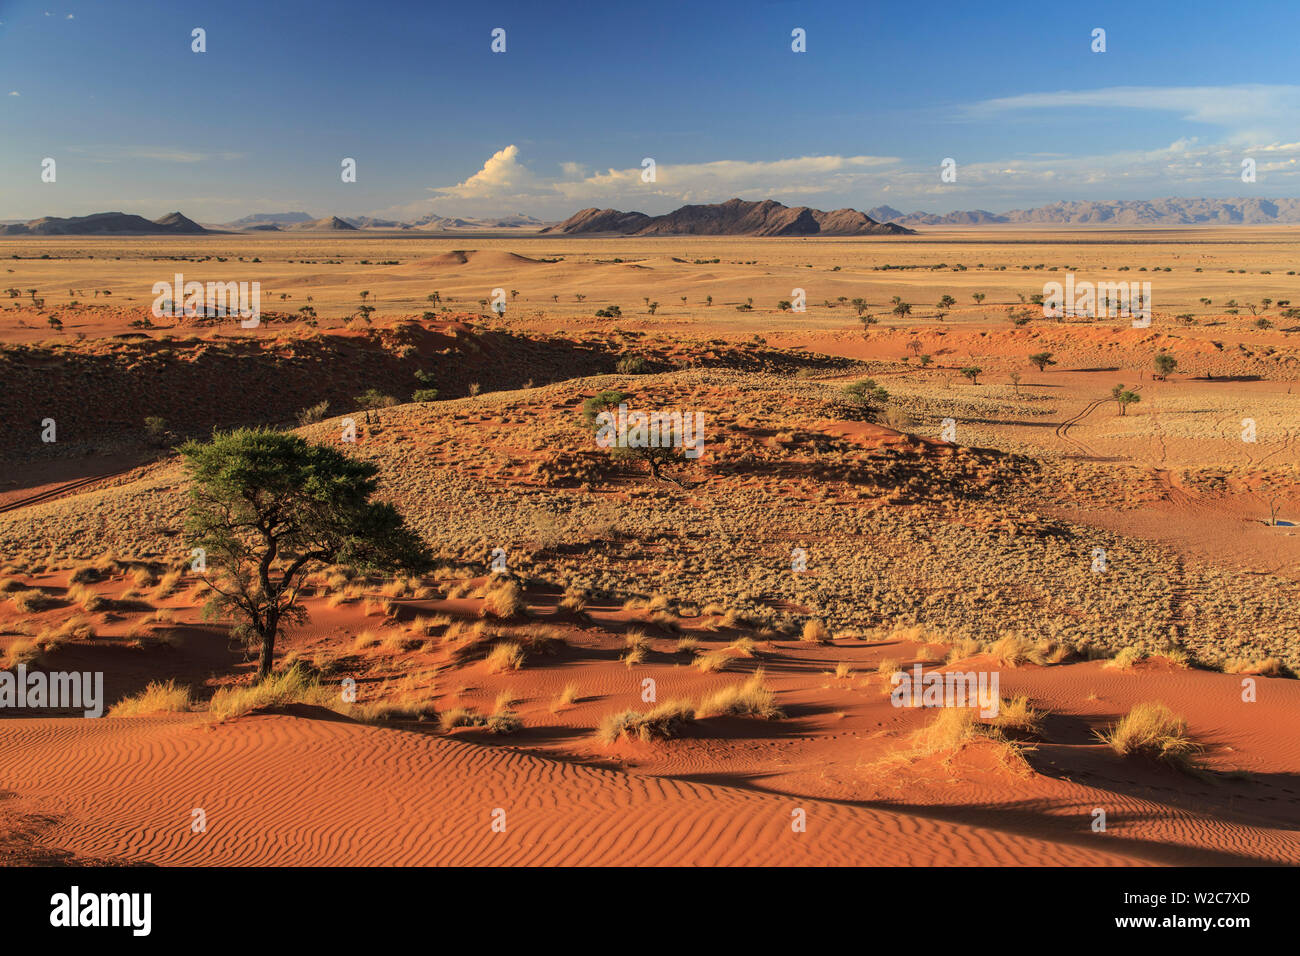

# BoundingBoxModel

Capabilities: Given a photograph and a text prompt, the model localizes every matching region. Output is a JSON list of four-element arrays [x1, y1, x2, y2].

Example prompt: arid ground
[[1, 229, 1297, 866]]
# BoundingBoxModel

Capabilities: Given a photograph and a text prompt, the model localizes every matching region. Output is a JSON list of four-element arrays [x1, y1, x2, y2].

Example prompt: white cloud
[[374, 126, 1300, 221], [969, 84, 1300, 143], [8, 91, 18, 97], [392, 145, 902, 218]]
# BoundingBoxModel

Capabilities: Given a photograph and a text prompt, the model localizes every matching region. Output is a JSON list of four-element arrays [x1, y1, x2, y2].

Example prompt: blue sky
[[3, 0, 1300, 221]]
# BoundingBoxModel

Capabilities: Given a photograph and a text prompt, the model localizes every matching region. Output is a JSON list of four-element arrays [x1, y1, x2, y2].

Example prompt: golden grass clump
[[945, 637, 983, 663], [986, 634, 1036, 667], [486, 693, 523, 734], [624, 629, 651, 653], [910, 707, 990, 754], [109, 679, 192, 716], [484, 641, 525, 673], [516, 623, 566, 656], [801, 619, 831, 643], [440, 707, 487, 732], [875, 657, 902, 682], [5, 639, 40, 667], [675, 636, 699, 655], [1103, 646, 1144, 671], [1099, 701, 1202, 769], [597, 700, 695, 744], [1035, 638, 1079, 665], [1150, 647, 1191, 667], [208, 665, 337, 720], [693, 650, 730, 673], [1223, 657, 1287, 677], [647, 592, 672, 612], [10, 589, 55, 613], [696, 670, 783, 720], [481, 580, 527, 619], [649, 610, 681, 632], [67, 583, 106, 612], [35, 615, 94, 647], [908, 707, 1031, 773], [152, 569, 183, 600], [550, 682, 579, 713], [68, 565, 101, 585], [992, 695, 1043, 736], [727, 636, 758, 657]]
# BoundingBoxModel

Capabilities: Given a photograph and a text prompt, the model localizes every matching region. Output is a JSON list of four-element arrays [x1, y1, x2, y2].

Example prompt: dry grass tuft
[[67, 583, 106, 612], [801, 619, 831, 643], [550, 682, 580, 713], [10, 589, 55, 613], [696, 670, 783, 719], [440, 707, 487, 732], [693, 650, 730, 673], [484, 641, 525, 673], [986, 634, 1036, 667], [945, 638, 983, 663], [1104, 646, 1144, 671], [109, 680, 192, 716], [481, 580, 527, 619], [208, 665, 337, 720], [1099, 701, 1202, 769], [597, 700, 695, 744], [992, 695, 1043, 736], [1223, 657, 1288, 677], [6, 639, 40, 667], [908, 707, 1032, 773]]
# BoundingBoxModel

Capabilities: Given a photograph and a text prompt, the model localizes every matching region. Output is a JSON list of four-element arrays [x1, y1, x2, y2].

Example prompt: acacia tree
[[583, 389, 696, 487], [1154, 352, 1178, 380], [1111, 384, 1141, 415], [182, 429, 431, 678]]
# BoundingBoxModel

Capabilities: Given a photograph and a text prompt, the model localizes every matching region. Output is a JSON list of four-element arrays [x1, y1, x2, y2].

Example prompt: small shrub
[[109, 680, 192, 716], [1099, 701, 1201, 769], [484, 641, 525, 673]]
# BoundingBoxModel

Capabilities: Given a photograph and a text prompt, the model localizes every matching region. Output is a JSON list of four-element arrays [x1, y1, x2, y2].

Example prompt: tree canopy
[[181, 428, 431, 677]]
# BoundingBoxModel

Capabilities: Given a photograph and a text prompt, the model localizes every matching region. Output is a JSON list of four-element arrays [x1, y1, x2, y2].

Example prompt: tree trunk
[[257, 623, 276, 679]]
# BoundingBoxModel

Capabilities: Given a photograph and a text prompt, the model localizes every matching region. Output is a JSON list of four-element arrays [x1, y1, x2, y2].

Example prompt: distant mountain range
[[0, 211, 208, 236], [543, 198, 912, 236], [11, 198, 1300, 236], [216, 211, 551, 232], [868, 198, 1300, 227]]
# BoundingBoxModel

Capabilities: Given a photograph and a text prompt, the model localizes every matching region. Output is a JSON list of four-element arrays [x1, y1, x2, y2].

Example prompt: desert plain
[[1, 227, 1298, 866]]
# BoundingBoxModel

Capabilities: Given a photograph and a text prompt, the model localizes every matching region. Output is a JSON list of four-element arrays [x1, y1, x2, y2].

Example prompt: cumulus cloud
[[374, 106, 1300, 221], [437, 144, 543, 199], [396, 145, 901, 218]]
